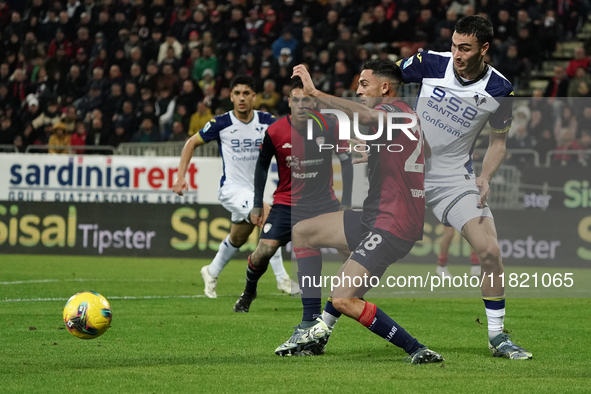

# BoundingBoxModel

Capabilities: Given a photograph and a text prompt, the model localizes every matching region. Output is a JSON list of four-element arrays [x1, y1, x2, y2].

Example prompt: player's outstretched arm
[[292, 65, 383, 125], [251, 133, 275, 226], [477, 130, 507, 208], [172, 133, 205, 196]]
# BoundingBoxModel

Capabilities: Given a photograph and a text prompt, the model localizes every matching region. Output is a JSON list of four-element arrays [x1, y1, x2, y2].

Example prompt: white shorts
[[218, 185, 255, 223], [425, 175, 493, 232]]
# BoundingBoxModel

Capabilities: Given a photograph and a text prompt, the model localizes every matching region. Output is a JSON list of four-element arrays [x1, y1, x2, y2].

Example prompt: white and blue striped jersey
[[199, 110, 276, 189], [398, 51, 514, 184]]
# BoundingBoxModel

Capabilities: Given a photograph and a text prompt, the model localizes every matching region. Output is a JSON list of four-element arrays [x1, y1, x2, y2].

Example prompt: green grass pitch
[[1, 255, 590, 393]]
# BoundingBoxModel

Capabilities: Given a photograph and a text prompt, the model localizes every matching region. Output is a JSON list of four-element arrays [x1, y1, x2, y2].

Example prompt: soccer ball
[[63, 291, 112, 339]]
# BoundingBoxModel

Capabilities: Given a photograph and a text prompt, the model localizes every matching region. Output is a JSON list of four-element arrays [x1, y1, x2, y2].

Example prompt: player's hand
[[250, 207, 264, 227], [339, 204, 352, 211], [291, 64, 317, 96], [172, 177, 188, 196], [476, 177, 490, 208], [349, 138, 368, 164]]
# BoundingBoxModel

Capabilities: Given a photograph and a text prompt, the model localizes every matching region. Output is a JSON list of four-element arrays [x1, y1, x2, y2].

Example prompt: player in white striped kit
[[396, 16, 532, 359], [173, 75, 295, 298]]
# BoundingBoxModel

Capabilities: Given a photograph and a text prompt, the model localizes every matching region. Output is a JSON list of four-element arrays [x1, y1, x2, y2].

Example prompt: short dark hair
[[230, 75, 256, 91], [455, 16, 494, 45], [360, 59, 402, 83], [290, 76, 304, 91]]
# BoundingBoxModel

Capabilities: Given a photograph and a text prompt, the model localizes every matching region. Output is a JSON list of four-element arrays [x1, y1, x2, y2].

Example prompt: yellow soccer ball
[[63, 291, 112, 339]]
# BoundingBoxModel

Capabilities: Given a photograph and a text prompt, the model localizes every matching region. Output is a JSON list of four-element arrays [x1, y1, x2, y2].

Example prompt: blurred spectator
[[188, 101, 213, 136], [158, 32, 183, 64], [331, 61, 353, 94], [63, 65, 86, 101], [566, 47, 590, 78], [535, 129, 557, 162], [172, 104, 191, 133], [168, 120, 188, 142], [315, 10, 340, 50], [192, 45, 217, 80], [70, 122, 88, 154], [568, 67, 591, 98], [74, 83, 103, 118], [198, 69, 216, 91], [278, 48, 294, 69], [544, 66, 569, 97], [257, 9, 281, 47], [331, 27, 356, 62], [389, 10, 417, 52], [506, 123, 536, 166], [516, 27, 541, 70], [554, 106, 578, 149], [431, 26, 453, 52], [577, 130, 591, 166], [177, 80, 202, 114], [107, 122, 130, 147], [366, 6, 390, 45], [216, 87, 233, 113], [286, 11, 305, 41], [132, 117, 160, 142], [272, 29, 298, 60], [0, 115, 18, 145], [254, 80, 280, 111], [62, 105, 79, 134], [276, 84, 292, 116], [496, 45, 528, 88], [155, 87, 175, 133], [48, 121, 71, 154], [30, 98, 61, 146], [539, 10, 559, 60]]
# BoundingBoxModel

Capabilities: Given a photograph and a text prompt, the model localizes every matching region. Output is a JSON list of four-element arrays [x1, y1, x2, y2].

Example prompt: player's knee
[[252, 244, 278, 266], [293, 222, 313, 247], [229, 234, 247, 247], [476, 242, 501, 264]]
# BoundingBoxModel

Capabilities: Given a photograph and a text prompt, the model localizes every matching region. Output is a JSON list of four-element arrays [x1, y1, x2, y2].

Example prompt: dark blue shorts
[[260, 200, 340, 244], [343, 210, 415, 276]]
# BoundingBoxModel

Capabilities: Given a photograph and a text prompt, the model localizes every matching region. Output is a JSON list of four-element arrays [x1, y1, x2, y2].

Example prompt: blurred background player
[[232, 76, 353, 313], [436, 226, 481, 279], [272, 60, 442, 364], [173, 75, 293, 298]]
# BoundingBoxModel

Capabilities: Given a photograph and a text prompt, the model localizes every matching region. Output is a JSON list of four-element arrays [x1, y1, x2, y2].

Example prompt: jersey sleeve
[[485, 73, 515, 134], [489, 92, 514, 133], [253, 131, 276, 208], [257, 111, 277, 126], [197, 117, 222, 142], [396, 51, 450, 83]]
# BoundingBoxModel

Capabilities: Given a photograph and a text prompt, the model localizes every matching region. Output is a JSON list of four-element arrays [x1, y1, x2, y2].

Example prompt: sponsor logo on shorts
[[354, 248, 367, 257], [263, 223, 272, 233]]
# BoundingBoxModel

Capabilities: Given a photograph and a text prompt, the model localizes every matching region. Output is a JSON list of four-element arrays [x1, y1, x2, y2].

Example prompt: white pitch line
[[0, 293, 287, 303], [0, 278, 178, 285]]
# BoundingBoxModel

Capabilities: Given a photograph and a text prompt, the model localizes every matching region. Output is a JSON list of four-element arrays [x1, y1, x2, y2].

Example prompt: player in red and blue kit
[[273, 60, 444, 364], [233, 77, 354, 313]]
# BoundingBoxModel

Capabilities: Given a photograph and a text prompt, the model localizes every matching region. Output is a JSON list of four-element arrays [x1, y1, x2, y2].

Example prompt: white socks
[[486, 308, 505, 340], [269, 247, 287, 281], [321, 311, 340, 331], [209, 236, 287, 281], [208, 235, 239, 278]]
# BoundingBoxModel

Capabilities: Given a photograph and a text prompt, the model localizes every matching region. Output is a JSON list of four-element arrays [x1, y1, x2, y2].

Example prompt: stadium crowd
[[0, 0, 589, 166]]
